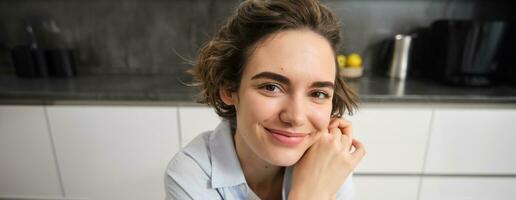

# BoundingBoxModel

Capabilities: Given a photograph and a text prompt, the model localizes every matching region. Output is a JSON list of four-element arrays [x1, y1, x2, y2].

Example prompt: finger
[[329, 126, 340, 134], [328, 117, 339, 129], [341, 134, 351, 151], [336, 118, 353, 147], [350, 139, 366, 162], [329, 127, 342, 142]]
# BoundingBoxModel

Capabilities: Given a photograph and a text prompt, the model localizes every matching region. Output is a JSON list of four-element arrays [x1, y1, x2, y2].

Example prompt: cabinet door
[[46, 105, 179, 200], [346, 103, 433, 173], [178, 106, 221, 147], [354, 176, 420, 200], [419, 177, 516, 200], [0, 106, 63, 198], [425, 106, 516, 174]]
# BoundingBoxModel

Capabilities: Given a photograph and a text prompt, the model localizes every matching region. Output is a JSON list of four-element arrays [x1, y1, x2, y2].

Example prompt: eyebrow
[[250, 71, 335, 89]]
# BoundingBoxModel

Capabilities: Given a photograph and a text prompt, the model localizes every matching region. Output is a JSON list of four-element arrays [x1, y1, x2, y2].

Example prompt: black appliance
[[496, 22, 515, 86], [419, 20, 510, 86], [11, 45, 48, 78], [45, 48, 77, 77], [10, 18, 77, 78]]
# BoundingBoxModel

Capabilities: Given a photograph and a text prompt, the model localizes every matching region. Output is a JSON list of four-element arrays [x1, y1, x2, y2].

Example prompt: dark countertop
[[1, 74, 516, 105]]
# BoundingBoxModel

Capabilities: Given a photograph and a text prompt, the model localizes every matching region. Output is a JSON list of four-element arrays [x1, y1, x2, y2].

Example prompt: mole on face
[[280, 67, 284, 71]]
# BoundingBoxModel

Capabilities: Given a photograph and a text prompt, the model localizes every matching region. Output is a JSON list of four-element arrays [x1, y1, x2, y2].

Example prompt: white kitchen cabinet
[[346, 103, 433, 173], [419, 176, 516, 200], [3, 101, 515, 200], [178, 106, 221, 147], [425, 105, 516, 174], [353, 175, 420, 200], [46, 105, 179, 200], [0, 106, 63, 199]]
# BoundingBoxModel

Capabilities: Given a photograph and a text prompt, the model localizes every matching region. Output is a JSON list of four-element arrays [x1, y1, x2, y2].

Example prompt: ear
[[219, 87, 237, 106]]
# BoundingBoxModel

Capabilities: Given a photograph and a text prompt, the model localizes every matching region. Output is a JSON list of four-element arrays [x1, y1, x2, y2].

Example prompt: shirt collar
[[209, 120, 247, 188]]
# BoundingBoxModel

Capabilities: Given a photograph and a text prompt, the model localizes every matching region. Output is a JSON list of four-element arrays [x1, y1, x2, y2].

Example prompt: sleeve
[[165, 173, 193, 200], [335, 172, 355, 200], [164, 152, 222, 200]]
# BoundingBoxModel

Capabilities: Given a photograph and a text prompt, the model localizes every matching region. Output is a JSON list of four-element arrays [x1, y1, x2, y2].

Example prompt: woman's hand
[[289, 118, 366, 200]]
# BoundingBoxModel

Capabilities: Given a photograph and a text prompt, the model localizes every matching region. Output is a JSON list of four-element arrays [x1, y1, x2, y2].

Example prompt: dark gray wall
[[0, 0, 241, 77], [0, 0, 512, 77]]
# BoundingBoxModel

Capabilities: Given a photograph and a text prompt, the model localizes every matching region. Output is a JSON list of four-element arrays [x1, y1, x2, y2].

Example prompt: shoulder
[[176, 131, 213, 173], [166, 130, 212, 180], [164, 131, 220, 199]]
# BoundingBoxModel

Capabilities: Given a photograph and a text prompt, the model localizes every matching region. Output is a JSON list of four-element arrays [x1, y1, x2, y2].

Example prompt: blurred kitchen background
[[0, 0, 515, 200]]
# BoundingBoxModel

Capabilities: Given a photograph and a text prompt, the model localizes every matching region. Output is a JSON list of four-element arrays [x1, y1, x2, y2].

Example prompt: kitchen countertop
[[1, 74, 516, 105]]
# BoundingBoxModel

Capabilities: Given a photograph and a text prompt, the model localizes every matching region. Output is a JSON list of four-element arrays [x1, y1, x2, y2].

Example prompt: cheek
[[307, 104, 332, 131], [240, 91, 280, 122]]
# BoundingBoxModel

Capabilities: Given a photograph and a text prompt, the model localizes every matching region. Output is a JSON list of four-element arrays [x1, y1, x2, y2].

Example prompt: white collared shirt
[[164, 120, 354, 200]]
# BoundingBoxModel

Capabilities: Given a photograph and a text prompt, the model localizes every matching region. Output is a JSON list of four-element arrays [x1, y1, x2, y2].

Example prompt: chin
[[264, 148, 305, 166]]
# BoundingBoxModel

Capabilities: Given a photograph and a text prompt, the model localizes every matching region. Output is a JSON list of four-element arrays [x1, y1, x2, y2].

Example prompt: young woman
[[165, 0, 366, 199]]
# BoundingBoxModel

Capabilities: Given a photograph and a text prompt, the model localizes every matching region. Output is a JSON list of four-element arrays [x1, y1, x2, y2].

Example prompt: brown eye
[[259, 83, 281, 93], [311, 91, 330, 99], [264, 84, 278, 92]]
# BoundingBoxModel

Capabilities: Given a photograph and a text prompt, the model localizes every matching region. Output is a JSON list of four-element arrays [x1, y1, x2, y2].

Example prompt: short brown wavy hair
[[189, 0, 359, 124]]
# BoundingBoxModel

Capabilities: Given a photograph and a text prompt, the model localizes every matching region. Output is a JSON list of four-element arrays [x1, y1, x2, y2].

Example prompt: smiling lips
[[264, 127, 307, 146]]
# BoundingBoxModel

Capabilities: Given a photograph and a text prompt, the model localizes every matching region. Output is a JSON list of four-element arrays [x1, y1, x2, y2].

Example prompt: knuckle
[[341, 134, 350, 141], [329, 127, 341, 134]]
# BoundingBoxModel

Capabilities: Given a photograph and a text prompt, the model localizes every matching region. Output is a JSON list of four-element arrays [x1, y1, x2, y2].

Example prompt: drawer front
[[47, 105, 179, 200], [419, 176, 516, 200], [347, 103, 433, 173], [0, 106, 63, 198], [425, 107, 516, 174], [354, 175, 420, 200]]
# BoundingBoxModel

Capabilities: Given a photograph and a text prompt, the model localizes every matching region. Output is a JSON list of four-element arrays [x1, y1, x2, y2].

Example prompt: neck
[[234, 130, 284, 196]]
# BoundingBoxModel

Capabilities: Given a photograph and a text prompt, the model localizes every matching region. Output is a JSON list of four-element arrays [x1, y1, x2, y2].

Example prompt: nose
[[279, 94, 307, 127]]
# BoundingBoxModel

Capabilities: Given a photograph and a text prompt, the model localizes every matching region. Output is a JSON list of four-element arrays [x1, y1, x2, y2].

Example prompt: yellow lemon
[[337, 54, 346, 70], [346, 53, 362, 68]]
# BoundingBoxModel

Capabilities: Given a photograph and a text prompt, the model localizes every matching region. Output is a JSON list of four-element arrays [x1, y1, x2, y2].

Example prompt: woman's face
[[228, 29, 336, 166]]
